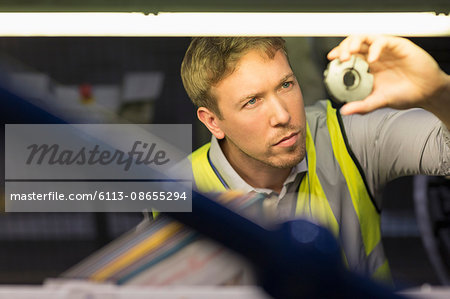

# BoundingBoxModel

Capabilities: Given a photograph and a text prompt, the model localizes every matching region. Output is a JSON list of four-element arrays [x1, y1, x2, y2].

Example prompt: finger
[[327, 38, 350, 61], [328, 44, 370, 62], [327, 37, 353, 62], [339, 95, 386, 115], [349, 35, 368, 54], [329, 36, 373, 62], [341, 35, 372, 61], [367, 36, 389, 63], [327, 46, 340, 60], [338, 37, 354, 61]]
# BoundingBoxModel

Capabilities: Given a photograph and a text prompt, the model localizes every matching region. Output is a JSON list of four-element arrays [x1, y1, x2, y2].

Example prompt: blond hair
[[181, 37, 286, 118]]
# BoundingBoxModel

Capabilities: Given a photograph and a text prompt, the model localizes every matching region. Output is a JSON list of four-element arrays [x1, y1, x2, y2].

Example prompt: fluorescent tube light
[[0, 12, 448, 36]]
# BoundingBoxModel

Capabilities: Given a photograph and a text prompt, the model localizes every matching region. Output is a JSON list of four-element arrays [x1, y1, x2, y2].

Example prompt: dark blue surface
[[168, 190, 406, 299]]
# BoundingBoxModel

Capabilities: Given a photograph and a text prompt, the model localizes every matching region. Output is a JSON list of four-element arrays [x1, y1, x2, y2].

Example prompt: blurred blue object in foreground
[[167, 190, 406, 299]]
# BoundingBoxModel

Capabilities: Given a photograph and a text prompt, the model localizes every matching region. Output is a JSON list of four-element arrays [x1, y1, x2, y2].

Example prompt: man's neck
[[219, 139, 291, 193]]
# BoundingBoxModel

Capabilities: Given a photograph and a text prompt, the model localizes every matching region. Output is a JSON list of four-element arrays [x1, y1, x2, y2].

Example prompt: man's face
[[210, 49, 306, 169]]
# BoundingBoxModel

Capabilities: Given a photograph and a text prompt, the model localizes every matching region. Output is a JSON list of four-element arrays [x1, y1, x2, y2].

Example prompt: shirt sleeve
[[342, 108, 450, 206]]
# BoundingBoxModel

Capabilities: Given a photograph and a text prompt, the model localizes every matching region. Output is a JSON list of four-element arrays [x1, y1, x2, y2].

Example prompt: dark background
[[0, 0, 449, 288], [0, 36, 448, 287]]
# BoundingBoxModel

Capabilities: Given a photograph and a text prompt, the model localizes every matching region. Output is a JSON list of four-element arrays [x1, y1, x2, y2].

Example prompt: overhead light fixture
[[0, 12, 448, 36]]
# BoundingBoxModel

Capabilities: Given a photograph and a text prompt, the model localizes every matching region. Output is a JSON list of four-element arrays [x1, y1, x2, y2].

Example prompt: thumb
[[339, 94, 386, 115]]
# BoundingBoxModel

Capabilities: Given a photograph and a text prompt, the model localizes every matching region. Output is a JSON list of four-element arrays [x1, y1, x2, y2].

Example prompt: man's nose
[[268, 96, 290, 127]]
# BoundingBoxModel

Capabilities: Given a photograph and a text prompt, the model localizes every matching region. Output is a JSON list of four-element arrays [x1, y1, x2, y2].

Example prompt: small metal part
[[323, 55, 373, 103]]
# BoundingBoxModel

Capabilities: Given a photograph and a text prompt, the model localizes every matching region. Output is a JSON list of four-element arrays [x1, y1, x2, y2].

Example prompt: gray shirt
[[209, 107, 450, 218]]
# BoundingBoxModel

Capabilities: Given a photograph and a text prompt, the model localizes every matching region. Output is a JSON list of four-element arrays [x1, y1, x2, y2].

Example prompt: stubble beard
[[265, 132, 306, 169], [232, 126, 307, 170]]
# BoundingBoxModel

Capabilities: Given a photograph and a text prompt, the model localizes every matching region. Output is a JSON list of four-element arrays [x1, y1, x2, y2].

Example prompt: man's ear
[[197, 107, 225, 139]]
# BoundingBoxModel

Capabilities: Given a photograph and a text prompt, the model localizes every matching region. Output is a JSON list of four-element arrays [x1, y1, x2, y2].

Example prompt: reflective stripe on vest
[[190, 143, 227, 192], [189, 100, 391, 281]]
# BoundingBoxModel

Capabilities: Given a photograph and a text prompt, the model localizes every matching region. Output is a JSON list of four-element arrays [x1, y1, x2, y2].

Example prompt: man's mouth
[[273, 132, 299, 147]]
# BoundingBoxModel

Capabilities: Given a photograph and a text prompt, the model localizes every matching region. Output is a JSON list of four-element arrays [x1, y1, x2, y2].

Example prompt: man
[[180, 35, 450, 282]]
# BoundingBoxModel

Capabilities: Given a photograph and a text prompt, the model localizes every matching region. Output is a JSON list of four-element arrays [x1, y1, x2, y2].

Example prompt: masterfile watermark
[[6, 124, 191, 180], [26, 141, 170, 171], [5, 124, 192, 212]]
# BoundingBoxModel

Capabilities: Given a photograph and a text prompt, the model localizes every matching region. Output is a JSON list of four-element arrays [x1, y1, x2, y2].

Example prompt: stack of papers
[[62, 191, 268, 285]]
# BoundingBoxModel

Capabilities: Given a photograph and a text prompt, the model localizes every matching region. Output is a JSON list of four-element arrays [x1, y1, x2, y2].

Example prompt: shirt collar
[[208, 136, 307, 195]]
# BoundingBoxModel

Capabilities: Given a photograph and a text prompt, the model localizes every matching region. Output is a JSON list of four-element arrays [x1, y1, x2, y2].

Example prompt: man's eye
[[282, 81, 292, 88], [247, 98, 257, 105]]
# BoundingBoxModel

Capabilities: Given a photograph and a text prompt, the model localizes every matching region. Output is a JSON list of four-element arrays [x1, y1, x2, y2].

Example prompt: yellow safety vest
[[190, 100, 391, 283]]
